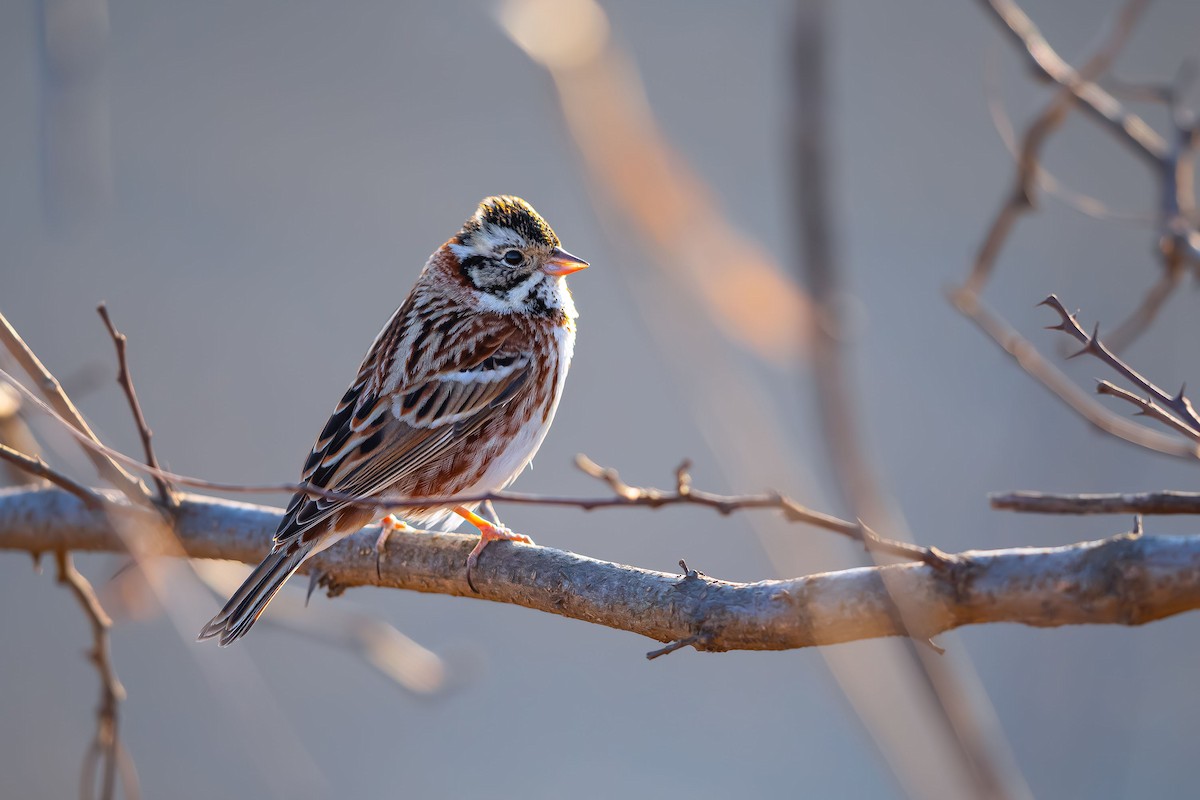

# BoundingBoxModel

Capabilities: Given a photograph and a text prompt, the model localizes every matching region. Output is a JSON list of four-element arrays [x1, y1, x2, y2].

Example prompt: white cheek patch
[[504, 272, 546, 305]]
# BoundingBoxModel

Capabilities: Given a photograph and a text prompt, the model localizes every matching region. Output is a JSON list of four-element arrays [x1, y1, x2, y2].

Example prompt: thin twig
[[0, 383, 934, 559], [1095, 381, 1200, 442], [0, 443, 104, 509], [992, 490, 1200, 515], [54, 550, 136, 800], [96, 305, 177, 508], [1041, 295, 1200, 435], [0, 310, 147, 499], [950, 289, 1199, 459], [645, 635, 704, 661], [985, 45, 1151, 227]]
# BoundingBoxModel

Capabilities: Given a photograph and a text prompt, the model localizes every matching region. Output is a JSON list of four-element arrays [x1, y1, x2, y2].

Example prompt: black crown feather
[[460, 196, 560, 248]]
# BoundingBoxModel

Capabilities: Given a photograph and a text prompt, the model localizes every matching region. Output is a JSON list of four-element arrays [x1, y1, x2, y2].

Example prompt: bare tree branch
[[1040, 295, 1200, 438], [992, 490, 1200, 515], [96, 305, 177, 508], [950, 289, 1200, 460], [3, 487, 1198, 654]]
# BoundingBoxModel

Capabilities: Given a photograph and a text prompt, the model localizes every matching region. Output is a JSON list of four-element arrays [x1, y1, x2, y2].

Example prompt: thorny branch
[[951, 289, 1199, 459], [97, 305, 178, 509], [54, 550, 138, 800], [1040, 295, 1200, 442]]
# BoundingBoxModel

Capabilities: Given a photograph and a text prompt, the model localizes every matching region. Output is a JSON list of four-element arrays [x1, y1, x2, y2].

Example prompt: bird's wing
[[273, 313, 533, 550]]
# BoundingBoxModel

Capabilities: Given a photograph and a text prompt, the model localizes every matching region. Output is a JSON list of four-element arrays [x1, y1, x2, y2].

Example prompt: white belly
[[470, 323, 574, 494], [411, 323, 574, 531]]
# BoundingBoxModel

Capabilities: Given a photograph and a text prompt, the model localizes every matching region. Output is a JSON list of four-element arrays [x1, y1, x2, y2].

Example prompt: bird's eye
[[502, 249, 523, 265]]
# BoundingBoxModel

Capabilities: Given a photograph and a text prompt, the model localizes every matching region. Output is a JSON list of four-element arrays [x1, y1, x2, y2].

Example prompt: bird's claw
[[464, 522, 533, 593]]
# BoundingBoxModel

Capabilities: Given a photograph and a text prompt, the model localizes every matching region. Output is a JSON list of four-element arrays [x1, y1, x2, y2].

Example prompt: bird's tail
[[197, 546, 310, 646]]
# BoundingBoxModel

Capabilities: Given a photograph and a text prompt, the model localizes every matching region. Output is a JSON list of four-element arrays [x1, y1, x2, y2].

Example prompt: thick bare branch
[[992, 490, 1200, 515], [3, 487, 1199, 654]]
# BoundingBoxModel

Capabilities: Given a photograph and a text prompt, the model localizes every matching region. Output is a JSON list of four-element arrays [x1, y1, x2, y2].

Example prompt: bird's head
[[449, 196, 588, 315]]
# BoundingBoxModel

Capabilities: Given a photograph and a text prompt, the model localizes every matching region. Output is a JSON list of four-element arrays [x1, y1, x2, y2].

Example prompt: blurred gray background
[[3, 0, 1200, 797]]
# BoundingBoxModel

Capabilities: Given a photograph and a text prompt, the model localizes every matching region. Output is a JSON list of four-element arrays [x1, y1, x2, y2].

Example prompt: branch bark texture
[[3, 487, 1198, 652]]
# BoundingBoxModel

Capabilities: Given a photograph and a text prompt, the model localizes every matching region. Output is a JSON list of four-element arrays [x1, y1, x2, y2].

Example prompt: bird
[[199, 195, 588, 646]]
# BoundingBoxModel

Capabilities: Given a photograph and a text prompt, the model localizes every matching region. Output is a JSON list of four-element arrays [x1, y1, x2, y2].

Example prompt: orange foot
[[376, 514, 410, 554], [454, 505, 533, 593]]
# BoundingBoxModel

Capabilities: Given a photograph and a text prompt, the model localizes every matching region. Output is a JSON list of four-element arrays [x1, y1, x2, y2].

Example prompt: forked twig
[[574, 456, 937, 564], [97, 305, 177, 508], [1040, 295, 1200, 437], [966, 0, 1150, 294], [951, 289, 1198, 459]]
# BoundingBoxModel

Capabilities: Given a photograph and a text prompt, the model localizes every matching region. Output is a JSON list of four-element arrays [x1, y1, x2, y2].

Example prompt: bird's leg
[[481, 499, 501, 526], [374, 514, 410, 578], [454, 505, 533, 593], [376, 514, 409, 554]]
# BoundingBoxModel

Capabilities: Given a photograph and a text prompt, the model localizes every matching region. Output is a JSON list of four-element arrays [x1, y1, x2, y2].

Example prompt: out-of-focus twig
[[992, 490, 1200, 515], [38, 0, 114, 229], [0, 309, 147, 499], [96, 304, 177, 508], [0, 442, 104, 508], [793, 6, 1029, 799], [499, 0, 811, 366], [0, 383, 43, 485], [54, 550, 138, 800], [968, 0, 1200, 351], [980, 0, 1163, 163], [966, 0, 1149, 294], [191, 560, 447, 696]]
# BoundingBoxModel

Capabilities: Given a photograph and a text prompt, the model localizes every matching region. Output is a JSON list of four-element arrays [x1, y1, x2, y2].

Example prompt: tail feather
[[198, 546, 310, 646]]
